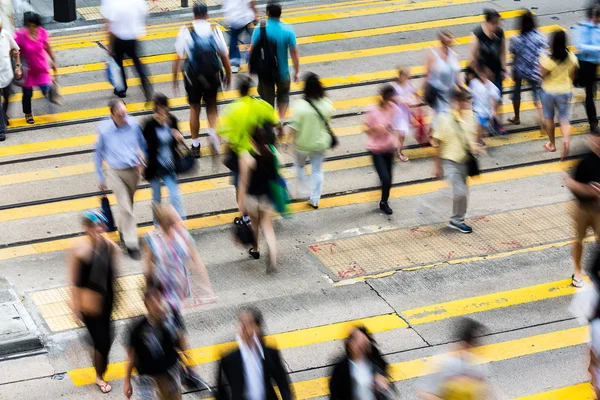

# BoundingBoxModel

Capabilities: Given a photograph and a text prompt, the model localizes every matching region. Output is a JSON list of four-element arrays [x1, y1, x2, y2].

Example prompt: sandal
[[572, 274, 584, 288], [397, 152, 409, 162], [249, 248, 260, 260], [508, 117, 520, 125], [544, 142, 556, 153], [25, 114, 34, 124], [96, 382, 112, 393]]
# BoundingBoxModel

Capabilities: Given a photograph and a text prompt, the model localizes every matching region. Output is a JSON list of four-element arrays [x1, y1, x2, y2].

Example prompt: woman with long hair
[[509, 9, 546, 128], [238, 127, 279, 272], [363, 85, 402, 215], [539, 30, 578, 157], [290, 73, 334, 209]]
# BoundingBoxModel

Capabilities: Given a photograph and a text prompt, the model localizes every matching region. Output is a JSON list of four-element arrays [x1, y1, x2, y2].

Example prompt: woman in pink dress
[[15, 12, 58, 124]]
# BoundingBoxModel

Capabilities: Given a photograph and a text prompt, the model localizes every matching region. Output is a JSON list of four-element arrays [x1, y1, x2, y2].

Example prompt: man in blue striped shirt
[[95, 99, 146, 259]]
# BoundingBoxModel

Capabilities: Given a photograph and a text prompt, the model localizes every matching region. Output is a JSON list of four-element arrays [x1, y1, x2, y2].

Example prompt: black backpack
[[186, 29, 222, 83], [249, 21, 279, 81]]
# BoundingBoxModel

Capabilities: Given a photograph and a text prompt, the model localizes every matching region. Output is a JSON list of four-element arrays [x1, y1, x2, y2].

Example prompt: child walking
[[391, 68, 420, 161], [468, 66, 503, 145]]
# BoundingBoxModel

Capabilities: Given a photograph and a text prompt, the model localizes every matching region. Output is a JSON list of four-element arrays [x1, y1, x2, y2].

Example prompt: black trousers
[[113, 38, 152, 99], [579, 60, 598, 129], [1, 84, 10, 121], [371, 151, 394, 202]]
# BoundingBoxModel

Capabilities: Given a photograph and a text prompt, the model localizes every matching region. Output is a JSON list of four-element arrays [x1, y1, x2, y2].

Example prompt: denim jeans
[[294, 151, 325, 206], [149, 171, 185, 225], [540, 90, 572, 122], [228, 23, 253, 68], [22, 84, 51, 115]]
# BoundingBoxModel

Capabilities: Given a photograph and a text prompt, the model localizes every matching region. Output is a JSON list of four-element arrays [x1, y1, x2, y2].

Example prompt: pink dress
[[15, 28, 51, 88], [363, 103, 400, 154]]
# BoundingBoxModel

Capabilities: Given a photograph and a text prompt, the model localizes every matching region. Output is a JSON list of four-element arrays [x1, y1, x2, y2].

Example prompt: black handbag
[[224, 149, 239, 172], [233, 217, 254, 245], [306, 99, 339, 149], [453, 116, 480, 177], [100, 195, 117, 232], [424, 82, 440, 108], [174, 142, 197, 174]]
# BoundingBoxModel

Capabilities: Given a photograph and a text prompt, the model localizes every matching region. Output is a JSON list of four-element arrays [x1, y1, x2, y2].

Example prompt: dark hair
[[587, 3, 600, 19], [304, 73, 325, 100], [193, 3, 208, 17], [550, 30, 569, 62], [379, 84, 396, 106], [239, 307, 264, 331], [484, 9, 500, 23], [344, 326, 374, 357], [144, 277, 165, 299], [237, 75, 253, 97], [153, 93, 169, 109], [108, 98, 125, 114], [266, 2, 282, 18], [24, 12, 42, 27], [457, 318, 484, 346], [519, 10, 536, 34]]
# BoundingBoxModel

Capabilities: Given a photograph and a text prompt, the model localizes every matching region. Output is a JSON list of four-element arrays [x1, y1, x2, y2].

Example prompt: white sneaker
[[231, 66, 240, 73]]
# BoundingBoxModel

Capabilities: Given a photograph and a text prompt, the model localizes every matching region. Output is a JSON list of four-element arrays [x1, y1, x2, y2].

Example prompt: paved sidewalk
[[0, 277, 43, 358]]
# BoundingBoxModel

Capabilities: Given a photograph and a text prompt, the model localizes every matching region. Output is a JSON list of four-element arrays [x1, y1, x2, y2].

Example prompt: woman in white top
[[0, 22, 20, 141]]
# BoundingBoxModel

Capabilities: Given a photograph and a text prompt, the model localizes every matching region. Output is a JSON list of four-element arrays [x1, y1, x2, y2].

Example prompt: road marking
[[513, 383, 595, 399], [0, 159, 576, 260], [67, 313, 407, 385]]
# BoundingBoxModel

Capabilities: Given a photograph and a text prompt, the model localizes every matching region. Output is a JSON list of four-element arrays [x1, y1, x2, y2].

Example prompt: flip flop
[[398, 152, 409, 162], [508, 117, 520, 125], [97, 382, 112, 394], [544, 142, 556, 153]]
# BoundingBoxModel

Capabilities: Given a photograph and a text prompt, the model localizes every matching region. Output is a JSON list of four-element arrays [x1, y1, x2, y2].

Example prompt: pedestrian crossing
[[0, 0, 597, 397]]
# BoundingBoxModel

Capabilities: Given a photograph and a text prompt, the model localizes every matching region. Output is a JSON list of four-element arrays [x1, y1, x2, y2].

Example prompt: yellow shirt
[[433, 111, 477, 163], [540, 52, 579, 94]]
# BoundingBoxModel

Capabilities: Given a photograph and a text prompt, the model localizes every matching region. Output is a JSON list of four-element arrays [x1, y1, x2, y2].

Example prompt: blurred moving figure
[[565, 132, 600, 288], [289, 72, 334, 209], [0, 20, 21, 141], [363, 85, 402, 216], [124, 280, 185, 400], [588, 248, 600, 396], [419, 319, 489, 399], [575, 6, 600, 134], [143, 203, 215, 316], [101, 0, 152, 101], [238, 127, 280, 272], [508, 10, 546, 128], [216, 308, 292, 400], [69, 211, 119, 394], [468, 66, 502, 145], [329, 327, 392, 400], [391, 67, 421, 162], [539, 30, 578, 157], [470, 9, 506, 93], [223, 0, 258, 73]]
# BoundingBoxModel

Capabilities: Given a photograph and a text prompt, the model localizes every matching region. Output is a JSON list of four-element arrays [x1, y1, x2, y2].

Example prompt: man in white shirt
[[101, 0, 152, 101], [0, 22, 19, 141], [173, 3, 232, 158], [222, 0, 258, 73]]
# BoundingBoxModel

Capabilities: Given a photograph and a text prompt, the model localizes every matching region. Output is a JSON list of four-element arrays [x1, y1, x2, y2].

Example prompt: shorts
[[258, 79, 291, 107], [184, 74, 219, 107], [540, 90, 572, 121], [245, 194, 273, 215], [512, 75, 541, 103], [573, 204, 600, 242], [136, 365, 182, 400], [475, 113, 491, 129]]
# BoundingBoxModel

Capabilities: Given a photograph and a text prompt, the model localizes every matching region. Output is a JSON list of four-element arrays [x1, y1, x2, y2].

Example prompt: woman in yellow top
[[539, 30, 579, 157]]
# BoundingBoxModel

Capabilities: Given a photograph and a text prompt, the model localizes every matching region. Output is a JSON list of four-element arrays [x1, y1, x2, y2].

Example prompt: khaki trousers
[[107, 167, 140, 250]]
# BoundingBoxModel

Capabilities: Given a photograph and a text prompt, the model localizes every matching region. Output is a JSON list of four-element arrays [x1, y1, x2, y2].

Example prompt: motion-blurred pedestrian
[[363, 85, 402, 216], [470, 9, 506, 93], [540, 30, 578, 157], [94, 99, 146, 259], [392, 67, 420, 162], [101, 0, 152, 101], [418, 319, 489, 399], [575, 6, 600, 133], [0, 0, 15, 35], [424, 30, 462, 119], [432, 88, 482, 234], [142, 93, 186, 223], [289, 72, 334, 209], [508, 10, 546, 129], [468, 66, 502, 144], [216, 307, 292, 400], [249, 1, 300, 120], [0, 21, 20, 141], [238, 127, 280, 272], [173, 3, 232, 158], [565, 132, 600, 288], [144, 203, 215, 315], [15, 12, 58, 125], [124, 280, 184, 400], [69, 211, 119, 394], [329, 327, 392, 400], [223, 0, 258, 73]]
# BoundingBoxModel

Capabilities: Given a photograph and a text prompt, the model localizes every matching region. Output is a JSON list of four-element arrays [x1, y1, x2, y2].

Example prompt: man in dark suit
[[216, 308, 293, 400]]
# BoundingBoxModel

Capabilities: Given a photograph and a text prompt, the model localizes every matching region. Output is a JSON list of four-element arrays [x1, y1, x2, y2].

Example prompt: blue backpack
[[186, 29, 222, 81]]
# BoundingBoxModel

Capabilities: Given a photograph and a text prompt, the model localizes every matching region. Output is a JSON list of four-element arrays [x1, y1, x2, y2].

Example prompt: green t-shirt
[[290, 97, 334, 154]]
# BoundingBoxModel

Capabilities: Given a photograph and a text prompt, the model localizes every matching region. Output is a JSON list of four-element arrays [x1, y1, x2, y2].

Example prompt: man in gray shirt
[[95, 99, 146, 259]]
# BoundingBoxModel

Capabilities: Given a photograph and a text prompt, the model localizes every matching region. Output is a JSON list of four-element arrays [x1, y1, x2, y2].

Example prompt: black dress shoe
[[0, 131, 5, 141], [127, 248, 141, 260], [379, 201, 393, 215], [113, 88, 126, 98]]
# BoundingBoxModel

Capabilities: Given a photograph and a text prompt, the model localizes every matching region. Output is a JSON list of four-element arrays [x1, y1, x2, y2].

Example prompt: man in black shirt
[[566, 133, 600, 288], [470, 9, 506, 93], [124, 282, 184, 399]]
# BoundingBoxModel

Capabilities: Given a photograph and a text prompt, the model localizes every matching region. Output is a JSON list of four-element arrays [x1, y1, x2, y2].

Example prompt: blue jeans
[[228, 23, 253, 68], [23, 84, 51, 115], [149, 171, 185, 225], [294, 151, 325, 206]]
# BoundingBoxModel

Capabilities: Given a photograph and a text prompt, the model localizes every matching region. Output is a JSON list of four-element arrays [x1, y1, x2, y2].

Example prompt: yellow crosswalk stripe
[[51, 0, 483, 50], [513, 383, 595, 399], [67, 277, 588, 386], [0, 159, 576, 260]]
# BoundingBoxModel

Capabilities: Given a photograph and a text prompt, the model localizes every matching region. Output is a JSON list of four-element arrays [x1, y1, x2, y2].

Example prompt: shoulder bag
[[453, 116, 480, 177], [306, 99, 339, 149], [174, 142, 197, 174]]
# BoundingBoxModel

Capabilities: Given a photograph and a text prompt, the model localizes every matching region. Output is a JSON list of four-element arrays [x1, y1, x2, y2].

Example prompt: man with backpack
[[249, 1, 300, 120], [173, 3, 232, 158]]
